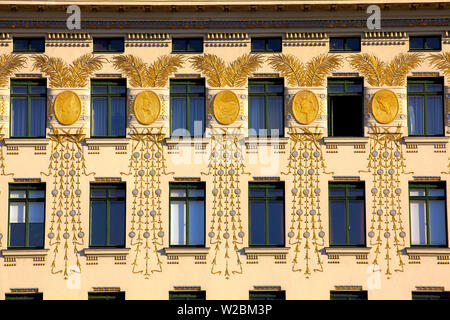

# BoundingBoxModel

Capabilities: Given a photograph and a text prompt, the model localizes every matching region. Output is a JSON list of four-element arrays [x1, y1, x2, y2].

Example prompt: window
[[330, 291, 368, 300], [409, 36, 441, 51], [5, 292, 43, 300], [409, 183, 447, 246], [251, 37, 282, 53], [13, 37, 45, 53], [93, 37, 124, 53], [412, 291, 450, 300], [329, 183, 365, 246], [249, 182, 284, 247], [88, 292, 125, 300], [249, 291, 286, 300], [248, 79, 284, 137], [90, 184, 126, 247], [172, 38, 203, 53], [170, 183, 205, 246], [329, 37, 361, 52], [407, 78, 444, 136], [170, 80, 205, 137], [8, 184, 45, 248], [328, 78, 363, 137], [91, 80, 127, 137], [10, 80, 47, 138], [169, 291, 206, 300]]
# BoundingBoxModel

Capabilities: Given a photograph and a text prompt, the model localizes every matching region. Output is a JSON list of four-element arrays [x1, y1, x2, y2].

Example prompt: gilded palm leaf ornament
[[0, 54, 27, 87]]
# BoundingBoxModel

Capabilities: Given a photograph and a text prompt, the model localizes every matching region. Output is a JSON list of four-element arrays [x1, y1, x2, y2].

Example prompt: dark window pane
[[29, 97, 46, 137], [110, 85, 126, 94], [429, 189, 444, 197], [29, 223, 44, 247], [92, 97, 108, 136], [412, 292, 450, 300], [408, 83, 424, 92], [29, 39, 44, 52], [348, 188, 364, 197], [110, 97, 126, 137], [188, 39, 203, 52], [268, 200, 284, 245], [109, 39, 124, 52], [250, 291, 286, 300], [426, 84, 442, 92], [171, 97, 187, 136], [346, 38, 360, 51], [188, 189, 204, 197], [425, 37, 440, 50], [11, 97, 28, 137], [328, 84, 345, 92], [12, 86, 27, 94], [88, 292, 125, 300], [410, 37, 424, 49], [188, 85, 204, 93], [267, 96, 284, 136], [249, 96, 265, 135], [93, 39, 109, 52], [92, 86, 108, 94], [267, 38, 281, 51], [348, 200, 365, 245], [189, 96, 205, 137], [9, 223, 26, 247], [429, 200, 447, 245], [408, 96, 424, 135], [268, 85, 283, 93], [329, 189, 345, 197], [249, 188, 265, 197], [330, 200, 346, 245], [268, 189, 283, 197], [188, 201, 205, 245], [330, 38, 344, 51], [426, 96, 443, 135], [14, 39, 29, 51], [173, 39, 187, 51], [109, 189, 125, 198], [331, 291, 368, 300], [346, 84, 362, 93], [249, 85, 265, 93], [171, 85, 186, 93], [109, 201, 125, 246], [91, 201, 107, 246], [91, 189, 107, 197], [252, 39, 266, 51], [250, 201, 266, 245], [30, 85, 46, 94]]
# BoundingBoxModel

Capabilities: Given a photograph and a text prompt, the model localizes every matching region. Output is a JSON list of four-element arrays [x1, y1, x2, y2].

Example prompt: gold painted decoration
[[122, 127, 173, 278], [31, 54, 106, 88], [371, 89, 399, 124], [428, 52, 450, 77], [112, 54, 184, 88], [359, 125, 411, 278], [267, 54, 343, 87], [202, 127, 249, 279], [44, 126, 92, 279], [348, 53, 422, 86], [282, 127, 331, 278], [134, 91, 161, 125], [190, 54, 263, 87], [0, 54, 27, 87], [213, 91, 240, 125], [292, 90, 319, 124], [54, 91, 82, 125]]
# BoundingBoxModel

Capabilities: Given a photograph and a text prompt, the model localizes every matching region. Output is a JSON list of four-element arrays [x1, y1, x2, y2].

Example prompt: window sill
[[1, 249, 48, 257], [83, 248, 130, 256], [323, 137, 369, 145], [243, 247, 290, 256], [163, 247, 209, 256], [84, 138, 128, 145], [165, 138, 210, 146], [403, 136, 449, 145], [3, 138, 49, 146], [324, 247, 371, 256], [244, 137, 289, 146], [405, 247, 450, 256]]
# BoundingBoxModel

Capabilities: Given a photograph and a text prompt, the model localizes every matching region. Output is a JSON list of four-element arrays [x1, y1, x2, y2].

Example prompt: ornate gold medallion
[[213, 90, 240, 125], [292, 90, 319, 125], [371, 89, 399, 124], [54, 91, 82, 126], [134, 91, 161, 125]]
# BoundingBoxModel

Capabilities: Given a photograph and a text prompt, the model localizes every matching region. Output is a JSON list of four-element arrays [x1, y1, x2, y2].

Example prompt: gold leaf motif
[[0, 54, 27, 87], [304, 54, 344, 87], [267, 54, 305, 87], [31, 54, 106, 88], [427, 52, 450, 77], [347, 54, 385, 86], [190, 53, 263, 88]]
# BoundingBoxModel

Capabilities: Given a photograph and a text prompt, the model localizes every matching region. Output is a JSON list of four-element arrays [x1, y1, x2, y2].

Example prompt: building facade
[[0, 0, 449, 300]]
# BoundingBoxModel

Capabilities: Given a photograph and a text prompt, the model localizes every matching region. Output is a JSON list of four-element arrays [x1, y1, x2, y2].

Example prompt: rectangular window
[[170, 80, 205, 137], [88, 292, 125, 300], [93, 37, 124, 53], [249, 182, 284, 247], [328, 78, 363, 137], [329, 37, 361, 52], [329, 182, 366, 246], [409, 36, 441, 51], [330, 291, 368, 300], [5, 293, 43, 300], [248, 79, 284, 137], [170, 183, 205, 246], [10, 80, 47, 138], [172, 38, 203, 53], [90, 184, 126, 247], [251, 37, 282, 53], [13, 37, 45, 53], [169, 291, 206, 300], [409, 183, 447, 246], [249, 291, 286, 300], [8, 184, 45, 248], [407, 78, 444, 136], [91, 80, 127, 137], [412, 291, 450, 300]]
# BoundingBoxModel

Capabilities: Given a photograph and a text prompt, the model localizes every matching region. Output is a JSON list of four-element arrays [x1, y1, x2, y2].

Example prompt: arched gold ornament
[[54, 91, 82, 126], [292, 90, 319, 125], [134, 91, 161, 125], [213, 90, 240, 125], [371, 89, 399, 124]]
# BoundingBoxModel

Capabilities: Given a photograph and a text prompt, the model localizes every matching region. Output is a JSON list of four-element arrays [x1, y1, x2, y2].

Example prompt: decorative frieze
[[126, 33, 170, 47], [205, 32, 248, 47], [362, 31, 407, 46], [284, 32, 327, 47], [46, 32, 90, 47]]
